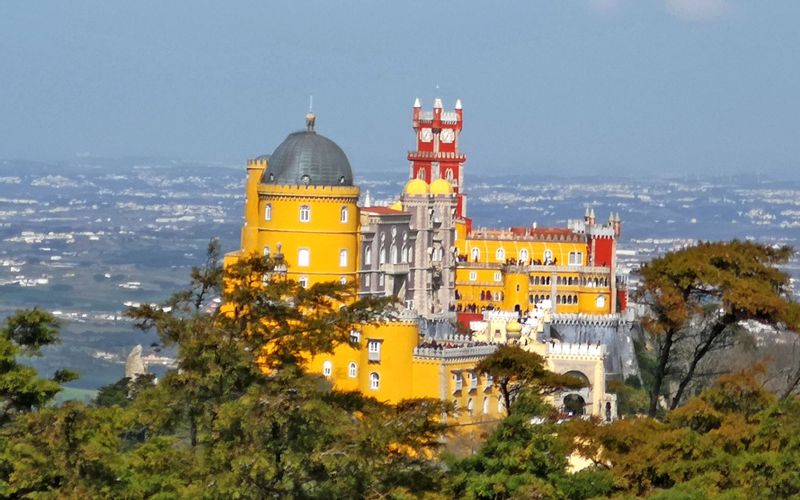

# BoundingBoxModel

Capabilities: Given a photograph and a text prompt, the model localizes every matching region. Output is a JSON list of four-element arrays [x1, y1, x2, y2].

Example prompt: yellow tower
[[240, 114, 360, 287]]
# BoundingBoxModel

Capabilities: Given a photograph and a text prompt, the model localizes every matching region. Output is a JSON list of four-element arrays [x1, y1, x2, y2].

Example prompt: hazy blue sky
[[1, 1, 798, 179]]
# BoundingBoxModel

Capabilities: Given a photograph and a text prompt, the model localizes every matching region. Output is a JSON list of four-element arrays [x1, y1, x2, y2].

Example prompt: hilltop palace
[[225, 98, 638, 423]]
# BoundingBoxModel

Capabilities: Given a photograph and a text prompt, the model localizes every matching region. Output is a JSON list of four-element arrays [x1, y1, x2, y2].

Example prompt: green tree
[[477, 344, 584, 417], [0, 308, 77, 424], [639, 240, 800, 416]]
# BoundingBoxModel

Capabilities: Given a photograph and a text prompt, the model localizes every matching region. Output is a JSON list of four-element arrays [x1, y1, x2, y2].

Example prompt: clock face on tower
[[440, 128, 455, 144], [419, 128, 433, 143]]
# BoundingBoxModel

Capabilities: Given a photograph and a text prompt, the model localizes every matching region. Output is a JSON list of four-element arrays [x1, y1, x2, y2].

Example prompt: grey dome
[[262, 131, 353, 186]]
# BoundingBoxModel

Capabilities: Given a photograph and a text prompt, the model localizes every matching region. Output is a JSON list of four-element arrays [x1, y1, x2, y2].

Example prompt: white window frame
[[369, 372, 380, 390], [322, 360, 332, 377], [298, 276, 308, 288], [339, 276, 347, 285], [297, 248, 310, 267], [299, 204, 311, 223], [569, 251, 583, 266], [471, 247, 480, 262], [364, 246, 372, 266], [263, 246, 270, 257], [469, 271, 477, 281], [493, 271, 502, 282], [350, 330, 361, 343], [364, 274, 370, 287], [264, 203, 272, 221], [519, 249, 529, 262], [348, 362, 357, 378], [496, 248, 505, 262], [340, 206, 348, 223], [368, 340, 381, 354], [339, 249, 348, 268]]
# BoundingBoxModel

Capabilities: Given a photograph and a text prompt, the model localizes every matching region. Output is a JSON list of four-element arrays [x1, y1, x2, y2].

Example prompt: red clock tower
[[408, 97, 468, 218]]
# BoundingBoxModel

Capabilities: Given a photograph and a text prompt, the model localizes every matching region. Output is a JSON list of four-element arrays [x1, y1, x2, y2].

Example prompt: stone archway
[[563, 393, 586, 416]]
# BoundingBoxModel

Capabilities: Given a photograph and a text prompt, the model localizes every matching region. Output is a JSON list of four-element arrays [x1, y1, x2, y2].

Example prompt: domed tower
[[241, 114, 360, 287]]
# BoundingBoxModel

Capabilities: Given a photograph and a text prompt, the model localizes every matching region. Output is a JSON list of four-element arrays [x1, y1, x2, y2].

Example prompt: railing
[[413, 344, 498, 359], [547, 342, 606, 357]]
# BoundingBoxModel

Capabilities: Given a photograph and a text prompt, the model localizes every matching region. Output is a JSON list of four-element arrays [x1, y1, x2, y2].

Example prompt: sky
[[1, 1, 799, 179]]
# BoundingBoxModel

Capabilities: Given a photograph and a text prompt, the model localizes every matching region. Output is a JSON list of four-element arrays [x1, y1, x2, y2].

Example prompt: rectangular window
[[340, 206, 348, 223], [493, 271, 502, 282], [469, 271, 477, 281], [453, 373, 463, 392], [350, 330, 361, 344], [298, 276, 308, 288], [264, 203, 272, 221], [299, 205, 311, 223], [364, 274, 371, 287], [263, 246, 270, 257], [569, 252, 583, 266], [339, 249, 348, 267], [378, 274, 384, 287], [470, 371, 478, 389], [298, 249, 310, 267], [367, 339, 382, 362]]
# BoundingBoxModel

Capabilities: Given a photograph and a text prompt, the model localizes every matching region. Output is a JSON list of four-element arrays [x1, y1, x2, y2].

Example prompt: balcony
[[382, 263, 409, 275]]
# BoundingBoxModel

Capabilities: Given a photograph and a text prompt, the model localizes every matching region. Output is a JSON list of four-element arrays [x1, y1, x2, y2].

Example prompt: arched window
[[297, 248, 310, 267], [573, 294, 578, 304], [348, 362, 357, 378], [401, 245, 408, 263], [519, 249, 529, 263], [453, 399, 459, 418], [322, 360, 332, 377], [467, 398, 474, 416], [299, 205, 310, 222], [534, 276, 540, 285], [264, 203, 272, 221], [364, 246, 372, 266], [369, 372, 380, 390], [543, 249, 553, 265], [263, 246, 270, 257], [417, 169, 425, 180], [340, 206, 348, 223], [298, 276, 308, 288], [391, 245, 398, 264], [471, 247, 480, 262], [596, 295, 606, 308], [379, 246, 386, 265], [445, 168, 454, 181], [496, 248, 506, 262], [339, 249, 348, 267], [483, 397, 489, 415]]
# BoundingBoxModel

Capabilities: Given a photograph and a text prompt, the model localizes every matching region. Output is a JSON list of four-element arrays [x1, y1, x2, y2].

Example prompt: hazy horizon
[[2, 1, 799, 180]]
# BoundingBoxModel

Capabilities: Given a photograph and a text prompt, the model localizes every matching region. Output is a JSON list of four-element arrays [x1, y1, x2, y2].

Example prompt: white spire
[[455, 98, 462, 110], [433, 97, 443, 109], [413, 97, 421, 108]]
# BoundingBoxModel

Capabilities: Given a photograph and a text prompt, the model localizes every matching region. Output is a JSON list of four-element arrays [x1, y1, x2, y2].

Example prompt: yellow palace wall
[[306, 321, 507, 424], [241, 157, 360, 288]]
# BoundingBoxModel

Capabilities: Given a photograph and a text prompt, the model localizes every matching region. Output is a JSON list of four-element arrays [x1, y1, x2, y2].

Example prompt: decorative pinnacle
[[433, 97, 443, 109], [413, 97, 421, 108], [455, 98, 462, 110], [305, 111, 316, 132]]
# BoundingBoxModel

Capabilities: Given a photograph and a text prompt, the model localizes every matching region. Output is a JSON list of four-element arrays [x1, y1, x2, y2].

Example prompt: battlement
[[258, 184, 360, 198], [547, 342, 606, 357], [413, 344, 497, 360], [551, 313, 624, 327]]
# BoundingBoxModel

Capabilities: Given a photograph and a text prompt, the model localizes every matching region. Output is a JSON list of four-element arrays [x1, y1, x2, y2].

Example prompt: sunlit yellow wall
[[252, 183, 360, 287], [241, 159, 267, 251], [459, 237, 586, 266], [308, 321, 419, 404], [502, 272, 529, 311]]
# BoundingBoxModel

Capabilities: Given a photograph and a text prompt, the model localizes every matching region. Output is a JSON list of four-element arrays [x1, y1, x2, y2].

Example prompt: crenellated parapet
[[547, 341, 607, 358], [551, 313, 623, 327], [413, 344, 498, 360]]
